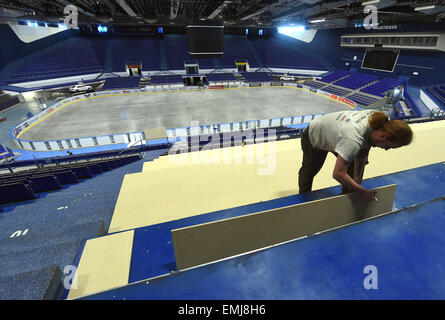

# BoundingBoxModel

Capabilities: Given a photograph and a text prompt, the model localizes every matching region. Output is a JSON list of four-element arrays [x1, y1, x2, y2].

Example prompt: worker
[[298, 110, 413, 201]]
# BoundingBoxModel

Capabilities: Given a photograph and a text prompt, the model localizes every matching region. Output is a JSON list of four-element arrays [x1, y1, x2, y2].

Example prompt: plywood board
[[67, 230, 134, 299], [171, 184, 396, 270]]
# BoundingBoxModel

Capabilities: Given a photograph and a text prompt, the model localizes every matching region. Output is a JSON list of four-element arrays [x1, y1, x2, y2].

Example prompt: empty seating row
[[14, 66, 101, 77], [0, 146, 15, 164], [404, 92, 422, 117], [12, 68, 103, 82], [219, 36, 261, 68], [206, 73, 237, 82], [393, 102, 409, 119], [318, 70, 351, 84], [110, 36, 162, 72], [102, 77, 141, 90], [16, 39, 101, 73], [14, 62, 101, 74], [334, 72, 379, 90], [150, 75, 184, 85], [303, 80, 326, 90], [249, 36, 326, 70], [12, 38, 103, 83], [240, 72, 274, 82], [0, 155, 140, 204], [0, 94, 10, 104], [0, 95, 21, 112], [360, 78, 405, 97], [425, 85, 445, 110], [323, 86, 352, 97], [348, 93, 380, 106]]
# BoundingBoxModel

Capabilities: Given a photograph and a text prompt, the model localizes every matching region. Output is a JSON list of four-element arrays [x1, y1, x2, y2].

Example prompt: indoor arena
[[1, 0, 445, 305]]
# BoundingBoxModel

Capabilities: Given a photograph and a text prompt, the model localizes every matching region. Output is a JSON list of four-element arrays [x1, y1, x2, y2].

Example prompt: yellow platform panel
[[67, 230, 134, 299]]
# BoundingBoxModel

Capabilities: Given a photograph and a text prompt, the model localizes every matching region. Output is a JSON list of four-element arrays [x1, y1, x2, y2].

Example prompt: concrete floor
[[19, 87, 351, 141]]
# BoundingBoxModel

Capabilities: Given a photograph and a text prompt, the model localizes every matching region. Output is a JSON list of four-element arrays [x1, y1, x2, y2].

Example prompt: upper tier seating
[[7, 34, 329, 84], [249, 36, 327, 70], [334, 72, 379, 90], [206, 73, 237, 82], [0, 94, 20, 112], [303, 80, 326, 90], [110, 36, 162, 72], [360, 78, 405, 97], [241, 72, 273, 82], [425, 85, 445, 111], [102, 77, 141, 90], [150, 74, 184, 85], [347, 93, 380, 107], [13, 38, 103, 82], [318, 70, 351, 84], [217, 36, 261, 68], [322, 86, 352, 97]]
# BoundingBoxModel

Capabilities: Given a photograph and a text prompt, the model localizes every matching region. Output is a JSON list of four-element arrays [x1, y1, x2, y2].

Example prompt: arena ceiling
[[0, 0, 444, 29]]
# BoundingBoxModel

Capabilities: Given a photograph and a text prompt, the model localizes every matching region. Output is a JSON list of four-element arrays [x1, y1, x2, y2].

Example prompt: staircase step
[[0, 240, 83, 278], [0, 265, 63, 300]]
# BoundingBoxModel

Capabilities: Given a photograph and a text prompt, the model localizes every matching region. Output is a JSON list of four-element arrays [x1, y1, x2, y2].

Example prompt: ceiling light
[[414, 5, 436, 11], [278, 26, 306, 38], [310, 18, 325, 23], [362, 0, 380, 5]]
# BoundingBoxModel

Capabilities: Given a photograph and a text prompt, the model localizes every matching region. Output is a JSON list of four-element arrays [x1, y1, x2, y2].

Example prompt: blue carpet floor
[[0, 148, 167, 299]]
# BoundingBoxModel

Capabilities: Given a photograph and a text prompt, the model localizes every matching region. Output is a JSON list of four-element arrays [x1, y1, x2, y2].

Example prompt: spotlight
[[97, 25, 108, 33], [277, 26, 306, 39], [309, 18, 325, 23]]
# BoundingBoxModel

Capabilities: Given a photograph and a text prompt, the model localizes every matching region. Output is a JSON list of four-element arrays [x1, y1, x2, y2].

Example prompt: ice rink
[[19, 86, 352, 141]]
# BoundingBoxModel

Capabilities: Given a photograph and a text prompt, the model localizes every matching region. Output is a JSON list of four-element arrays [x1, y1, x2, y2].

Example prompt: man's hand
[[360, 189, 377, 201]]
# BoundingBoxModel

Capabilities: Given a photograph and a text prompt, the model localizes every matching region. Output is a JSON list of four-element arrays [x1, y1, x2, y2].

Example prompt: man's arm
[[333, 154, 376, 201]]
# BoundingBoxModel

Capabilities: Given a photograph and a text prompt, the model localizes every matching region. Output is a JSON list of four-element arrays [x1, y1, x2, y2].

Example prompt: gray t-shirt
[[308, 110, 373, 163]]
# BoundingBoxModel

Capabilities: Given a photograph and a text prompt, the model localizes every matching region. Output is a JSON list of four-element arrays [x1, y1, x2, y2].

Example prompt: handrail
[[117, 140, 145, 158]]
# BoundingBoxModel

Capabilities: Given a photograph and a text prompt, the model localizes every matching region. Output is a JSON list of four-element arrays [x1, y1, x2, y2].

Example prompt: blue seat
[[28, 175, 62, 193], [49, 170, 79, 185], [87, 163, 103, 174], [105, 160, 117, 169], [96, 162, 111, 172], [60, 165, 92, 179], [0, 182, 37, 204]]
